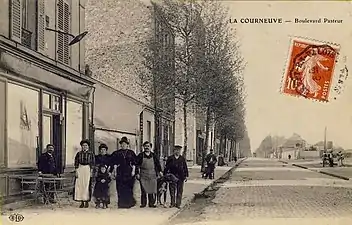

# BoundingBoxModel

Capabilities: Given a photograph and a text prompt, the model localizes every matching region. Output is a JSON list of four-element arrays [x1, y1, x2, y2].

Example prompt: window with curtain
[[7, 83, 39, 167], [65, 100, 83, 166]]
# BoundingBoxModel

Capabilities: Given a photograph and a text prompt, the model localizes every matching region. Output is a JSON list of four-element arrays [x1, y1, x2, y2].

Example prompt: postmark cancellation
[[281, 37, 340, 102]]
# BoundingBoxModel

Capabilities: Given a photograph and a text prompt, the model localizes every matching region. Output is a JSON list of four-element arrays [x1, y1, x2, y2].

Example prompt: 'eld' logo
[[8, 213, 24, 222]]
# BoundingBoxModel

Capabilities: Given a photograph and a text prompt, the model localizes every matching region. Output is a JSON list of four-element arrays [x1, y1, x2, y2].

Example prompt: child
[[93, 165, 111, 209]]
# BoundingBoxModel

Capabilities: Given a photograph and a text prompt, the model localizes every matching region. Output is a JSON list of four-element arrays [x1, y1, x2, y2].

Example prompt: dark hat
[[99, 143, 108, 150], [80, 139, 90, 146], [119, 137, 129, 145], [174, 145, 182, 150]]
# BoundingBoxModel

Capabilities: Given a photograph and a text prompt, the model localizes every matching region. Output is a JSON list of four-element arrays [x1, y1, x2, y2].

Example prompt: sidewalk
[[280, 158, 352, 180], [1, 160, 244, 225]]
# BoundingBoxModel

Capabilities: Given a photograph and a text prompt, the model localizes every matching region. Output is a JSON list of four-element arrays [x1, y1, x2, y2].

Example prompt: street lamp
[[45, 27, 88, 46]]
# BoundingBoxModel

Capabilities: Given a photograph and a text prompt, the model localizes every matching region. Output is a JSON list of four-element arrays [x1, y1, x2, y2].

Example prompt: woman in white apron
[[73, 139, 95, 208], [135, 141, 162, 208]]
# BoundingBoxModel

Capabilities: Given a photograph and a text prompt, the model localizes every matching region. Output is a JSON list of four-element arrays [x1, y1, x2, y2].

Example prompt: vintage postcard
[[0, 1, 351, 225]]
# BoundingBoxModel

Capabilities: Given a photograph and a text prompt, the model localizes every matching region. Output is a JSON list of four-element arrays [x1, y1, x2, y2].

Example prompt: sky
[[223, 1, 352, 150]]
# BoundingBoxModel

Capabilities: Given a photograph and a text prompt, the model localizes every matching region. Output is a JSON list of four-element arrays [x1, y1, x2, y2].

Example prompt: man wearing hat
[[109, 137, 137, 208], [164, 145, 189, 208]]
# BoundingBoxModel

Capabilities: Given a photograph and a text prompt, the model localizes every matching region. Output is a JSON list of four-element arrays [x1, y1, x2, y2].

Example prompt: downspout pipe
[[90, 86, 96, 151]]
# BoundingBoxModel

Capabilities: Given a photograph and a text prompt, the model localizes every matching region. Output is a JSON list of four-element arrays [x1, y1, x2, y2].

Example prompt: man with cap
[[205, 149, 217, 179], [109, 137, 137, 208], [164, 145, 189, 208]]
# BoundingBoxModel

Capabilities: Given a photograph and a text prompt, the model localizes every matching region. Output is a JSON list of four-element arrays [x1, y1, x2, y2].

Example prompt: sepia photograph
[[0, 0, 351, 225]]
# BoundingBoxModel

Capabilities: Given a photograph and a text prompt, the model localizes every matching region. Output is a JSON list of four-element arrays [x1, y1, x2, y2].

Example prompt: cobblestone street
[[169, 158, 352, 225]]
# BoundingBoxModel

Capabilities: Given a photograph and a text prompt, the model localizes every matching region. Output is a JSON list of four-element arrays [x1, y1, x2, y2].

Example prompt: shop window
[[65, 100, 83, 166], [7, 83, 39, 168]]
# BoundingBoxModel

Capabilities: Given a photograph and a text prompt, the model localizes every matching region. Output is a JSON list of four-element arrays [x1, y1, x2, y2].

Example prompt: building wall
[[93, 81, 155, 154], [86, 0, 175, 157], [85, 0, 153, 105]]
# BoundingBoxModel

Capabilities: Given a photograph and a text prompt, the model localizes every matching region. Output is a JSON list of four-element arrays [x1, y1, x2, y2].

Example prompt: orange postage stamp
[[281, 37, 340, 102]]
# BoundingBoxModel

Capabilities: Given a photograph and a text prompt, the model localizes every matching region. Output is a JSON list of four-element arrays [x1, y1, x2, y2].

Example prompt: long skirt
[[74, 164, 92, 201], [116, 178, 136, 208]]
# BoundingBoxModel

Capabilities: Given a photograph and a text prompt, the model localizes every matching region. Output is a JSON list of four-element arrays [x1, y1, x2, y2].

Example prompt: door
[[42, 113, 63, 173]]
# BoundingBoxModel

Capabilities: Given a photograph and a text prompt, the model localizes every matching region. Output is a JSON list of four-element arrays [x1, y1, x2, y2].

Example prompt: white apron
[[74, 164, 91, 201]]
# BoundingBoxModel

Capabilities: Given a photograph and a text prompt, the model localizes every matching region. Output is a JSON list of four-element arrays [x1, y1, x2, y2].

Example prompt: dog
[[157, 173, 179, 207]]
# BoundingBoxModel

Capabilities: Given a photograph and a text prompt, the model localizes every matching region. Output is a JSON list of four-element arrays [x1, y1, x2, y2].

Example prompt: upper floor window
[[10, 0, 46, 52]]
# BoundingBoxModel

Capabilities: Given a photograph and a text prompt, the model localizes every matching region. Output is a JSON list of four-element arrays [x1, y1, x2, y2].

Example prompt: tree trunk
[[219, 135, 224, 155], [224, 134, 228, 161], [182, 101, 188, 159], [202, 106, 211, 172], [153, 83, 160, 158]]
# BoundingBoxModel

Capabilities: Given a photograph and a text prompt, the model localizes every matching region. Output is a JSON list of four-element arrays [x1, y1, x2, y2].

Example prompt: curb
[[319, 171, 350, 181], [292, 163, 350, 181], [292, 163, 308, 169], [166, 158, 246, 222]]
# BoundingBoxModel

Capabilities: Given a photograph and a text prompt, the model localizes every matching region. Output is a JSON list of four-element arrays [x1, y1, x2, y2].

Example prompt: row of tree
[[139, 0, 246, 162]]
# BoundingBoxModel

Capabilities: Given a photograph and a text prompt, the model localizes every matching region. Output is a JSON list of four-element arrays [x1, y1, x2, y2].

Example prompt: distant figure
[[288, 154, 291, 160], [218, 154, 225, 166], [204, 149, 217, 179], [93, 165, 111, 209], [337, 151, 344, 167]]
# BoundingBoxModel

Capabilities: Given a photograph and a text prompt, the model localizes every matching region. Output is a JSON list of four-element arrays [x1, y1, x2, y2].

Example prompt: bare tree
[[157, 0, 204, 158], [196, 1, 246, 167]]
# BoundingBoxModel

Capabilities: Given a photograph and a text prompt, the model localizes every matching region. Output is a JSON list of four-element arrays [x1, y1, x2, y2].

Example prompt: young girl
[[93, 165, 111, 209]]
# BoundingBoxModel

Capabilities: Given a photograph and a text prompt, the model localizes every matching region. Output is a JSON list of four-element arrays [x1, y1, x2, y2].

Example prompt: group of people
[[37, 136, 189, 209], [322, 150, 345, 167]]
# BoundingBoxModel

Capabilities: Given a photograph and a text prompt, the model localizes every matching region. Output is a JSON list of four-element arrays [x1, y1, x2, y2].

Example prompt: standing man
[[135, 141, 163, 208], [164, 145, 189, 209], [37, 144, 58, 203], [205, 149, 217, 179]]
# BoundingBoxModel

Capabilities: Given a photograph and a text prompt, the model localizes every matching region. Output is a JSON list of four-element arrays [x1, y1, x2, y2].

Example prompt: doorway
[[42, 113, 63, 173]]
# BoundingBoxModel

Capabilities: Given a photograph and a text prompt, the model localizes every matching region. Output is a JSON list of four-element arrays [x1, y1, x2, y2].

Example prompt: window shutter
[[56, 0, 70, 65], [57, 0, 64, 63], [10, 0, 22, 43], [37, 0, 45, 53], [63, 2, 71, 65]]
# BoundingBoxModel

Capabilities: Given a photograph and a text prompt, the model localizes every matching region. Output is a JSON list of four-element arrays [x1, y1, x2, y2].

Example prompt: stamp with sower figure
[[281, 37, 340, 102]]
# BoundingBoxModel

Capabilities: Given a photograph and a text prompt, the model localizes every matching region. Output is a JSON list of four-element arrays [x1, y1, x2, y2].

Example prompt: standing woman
[[74, 139, 95, 208], [109, 137, 137, 208]]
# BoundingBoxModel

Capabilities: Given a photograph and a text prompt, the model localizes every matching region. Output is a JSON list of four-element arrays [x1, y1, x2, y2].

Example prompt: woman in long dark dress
[[73, 139, 95, 208], [109, 137, 137, 208], [93, 165, 111, 209]]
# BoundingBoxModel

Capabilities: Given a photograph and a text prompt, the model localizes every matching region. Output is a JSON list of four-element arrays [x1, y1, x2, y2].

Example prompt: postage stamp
[[281, 37, 340, 102]]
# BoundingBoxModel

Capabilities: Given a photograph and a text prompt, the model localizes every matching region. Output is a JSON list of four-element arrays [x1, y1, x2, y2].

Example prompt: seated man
[[37, 144, 58, 203]]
